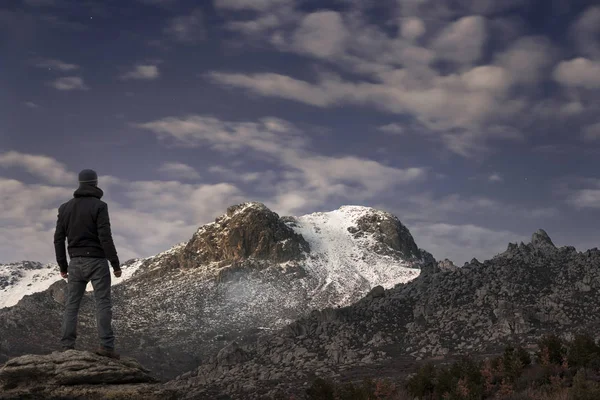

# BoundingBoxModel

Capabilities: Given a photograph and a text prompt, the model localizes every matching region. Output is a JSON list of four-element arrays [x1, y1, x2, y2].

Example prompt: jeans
[[60, 257, 115, 349]]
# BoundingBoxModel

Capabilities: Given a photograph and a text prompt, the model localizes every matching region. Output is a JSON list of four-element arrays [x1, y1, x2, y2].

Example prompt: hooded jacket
[[54, 184, 120, 273]]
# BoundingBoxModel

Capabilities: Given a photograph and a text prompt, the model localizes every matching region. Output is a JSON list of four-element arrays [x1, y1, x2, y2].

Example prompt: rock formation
[[171, 230, 600, 399], [0, 203, 428, 380], [0, 350, 175, 400]]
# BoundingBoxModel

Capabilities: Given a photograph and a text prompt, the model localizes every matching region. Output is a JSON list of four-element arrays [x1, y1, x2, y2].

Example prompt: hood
[[73, 184, 104, 199]]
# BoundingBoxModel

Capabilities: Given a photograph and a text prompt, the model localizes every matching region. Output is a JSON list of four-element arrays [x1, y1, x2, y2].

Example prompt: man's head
[[78, 169, 98, 186]]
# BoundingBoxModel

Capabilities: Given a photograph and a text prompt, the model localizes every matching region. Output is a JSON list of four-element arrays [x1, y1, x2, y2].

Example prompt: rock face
[[0, 202, 428, 380], [0, 350, 174, 400], [171, 231, 600, 399], [181, 203, 310, 267]]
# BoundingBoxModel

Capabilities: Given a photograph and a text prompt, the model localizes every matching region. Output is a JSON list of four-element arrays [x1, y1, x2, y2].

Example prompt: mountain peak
[[531, 229, 556, 249], [183, 203, 310, 267]]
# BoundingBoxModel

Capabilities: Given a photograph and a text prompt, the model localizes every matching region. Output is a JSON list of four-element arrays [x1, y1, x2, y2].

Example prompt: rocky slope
[[0, 202, 428, 380], [0, 259, 144, 309], [0, 350, 175, 400], [170, 229, 600, 399]]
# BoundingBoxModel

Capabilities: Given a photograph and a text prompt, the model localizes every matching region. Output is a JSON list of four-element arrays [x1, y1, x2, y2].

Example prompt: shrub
[[567, 335, 600, 370], [537, 335, 567, 366], [406, 363, 436, 398]]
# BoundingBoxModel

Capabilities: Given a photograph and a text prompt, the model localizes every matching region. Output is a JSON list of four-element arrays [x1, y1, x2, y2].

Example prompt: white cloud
[[137, 115, 427, 214], [461, 65, 510, 93], [0, 151, 76, 184], [121, 64, 160, 80], [408, 222, 528, 265], [49, 76, 88, 91], [432, 16, 487, 64], [24, 101, 39, 108], [488, 173, 503, 182], [572, 6, 600, 59], [214, 0, 292, 11], [35, 58, 79, 71], [23, 0, 58, 5], [495, 36, 554, 84], [378, 123, 405, 135], [165, 9, 205, 43], [553, 58, 600, 89], [293, 11, 349, 58], [582, 122, 600, 142], [401, 17, 426, 40], [208, 69, 521, 157], [567, 189, 600, 209], [158, 162, 201, 180]]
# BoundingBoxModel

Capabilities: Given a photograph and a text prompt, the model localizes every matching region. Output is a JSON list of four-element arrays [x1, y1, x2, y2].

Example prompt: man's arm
[[97, 203, 121, 272], [53, 206, 69, 274]]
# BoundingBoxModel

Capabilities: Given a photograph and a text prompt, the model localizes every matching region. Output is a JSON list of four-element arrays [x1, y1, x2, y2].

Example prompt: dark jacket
[[54, 184, 120, 273]]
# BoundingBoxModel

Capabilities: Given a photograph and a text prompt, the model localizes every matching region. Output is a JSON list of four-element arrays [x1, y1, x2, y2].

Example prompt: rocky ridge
[[0, 350, 174, 400], [0, 202, 428, 380], [170, 229, 600, 399]]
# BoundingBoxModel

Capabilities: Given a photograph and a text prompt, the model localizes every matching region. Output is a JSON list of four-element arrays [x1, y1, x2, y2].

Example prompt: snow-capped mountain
[[0, 202, 431, 378], [0, 262, 61, 309], [0, 259, 145, 310]]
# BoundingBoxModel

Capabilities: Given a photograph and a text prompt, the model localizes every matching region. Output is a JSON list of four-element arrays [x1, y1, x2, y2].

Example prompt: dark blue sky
[[1, 0, 599, 265]]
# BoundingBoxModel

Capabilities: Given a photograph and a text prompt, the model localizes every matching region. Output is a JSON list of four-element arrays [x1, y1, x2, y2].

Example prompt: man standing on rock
[[54, 169, 122, 359]]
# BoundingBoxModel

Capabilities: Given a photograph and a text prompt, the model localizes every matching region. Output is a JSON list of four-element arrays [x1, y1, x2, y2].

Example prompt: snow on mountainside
[[0, 259, 144, 309], [0, 203, 430, 379], [291, 206, 421, 301], [0, 262, 60, 309]]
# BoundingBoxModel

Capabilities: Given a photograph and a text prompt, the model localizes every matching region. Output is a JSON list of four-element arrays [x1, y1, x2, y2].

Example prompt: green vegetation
[[304, 334, 600, 400]]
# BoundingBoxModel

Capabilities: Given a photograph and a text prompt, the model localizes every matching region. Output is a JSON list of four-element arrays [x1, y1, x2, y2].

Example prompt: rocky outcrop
[[0, 203, 424, 380], [180, 202, 310, 268], [172, 230, 600, 399], [348, 210, 422, 260], [0, 350, 175, 400]]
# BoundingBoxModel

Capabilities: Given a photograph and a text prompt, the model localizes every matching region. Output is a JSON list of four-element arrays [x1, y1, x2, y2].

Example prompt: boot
[[94, 346, 120, 360]]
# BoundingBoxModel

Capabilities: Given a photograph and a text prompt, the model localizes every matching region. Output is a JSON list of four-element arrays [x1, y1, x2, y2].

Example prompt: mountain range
[[0, 202, 430, 379]]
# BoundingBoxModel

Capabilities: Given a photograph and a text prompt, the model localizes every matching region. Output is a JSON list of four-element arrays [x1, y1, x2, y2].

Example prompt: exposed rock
[[0, 350, 174, 400], [437, 259, 458, 272], [0, 203, 424, 380], [349, 209, 422, 261], [172, 230, 600, 399], [180, 202, 310, 267]]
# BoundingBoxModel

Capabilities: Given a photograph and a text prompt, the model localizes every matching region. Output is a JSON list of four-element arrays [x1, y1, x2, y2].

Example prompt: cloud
[[0, 151, 76, 184], [567, 189, 600, 210], [495, 36, 554, 84], [401, 17, 426, 40], [164, 9, 205, 43], [572, 6, 600, 59], [378, 123, 405, 135], [207, 69, 522, 157], [35, 58, 79, 71], [432, 16, 487, 64], [553, 58, 600, 89], [0, 173, 245, 264], [408, 222, 528, 265], [24, 101, 39, 108], [23, 0, 58, 6], [292, 11, 349, 58], [214, 0, 292, 11], [49, 76, 88, 91], [158, 162, 201, 180], [137, 115, 427, 214], [488, 173, 503, 182], [120, 64, 160, 80], [582, 122, 600, 141]]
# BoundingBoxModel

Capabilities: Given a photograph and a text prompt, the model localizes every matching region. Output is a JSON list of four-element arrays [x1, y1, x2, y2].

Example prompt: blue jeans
[[60, 257, 115, 349]]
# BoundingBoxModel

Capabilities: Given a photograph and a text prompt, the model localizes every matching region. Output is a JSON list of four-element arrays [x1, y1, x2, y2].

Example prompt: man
[[54, 169, 122, 359]]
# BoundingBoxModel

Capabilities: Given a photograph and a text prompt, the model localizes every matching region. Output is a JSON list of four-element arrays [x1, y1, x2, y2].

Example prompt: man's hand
[[61, 272, 68, 279], [113, 270, 122, 278]]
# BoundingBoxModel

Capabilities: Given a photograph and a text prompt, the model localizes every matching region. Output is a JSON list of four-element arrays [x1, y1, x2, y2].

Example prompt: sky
[[1, 0, 599, 266]]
